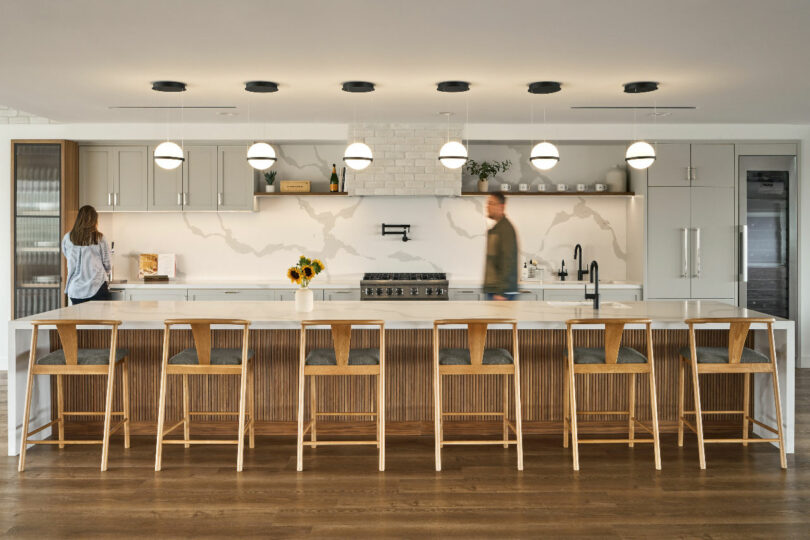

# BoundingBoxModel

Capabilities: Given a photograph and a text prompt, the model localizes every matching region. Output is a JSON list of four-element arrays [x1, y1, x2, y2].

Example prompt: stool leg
[[689, 357, 706, 470], [57, 374, 65, 449], [236, 361, 248, 472], [155, 332, 170, 472], [310, 375, 317, 449], [296, 345, 306, 472], [182, 374, 190, 449], [769, 359, 787, 469], [433, 330, 442, 472], [648, 367, 662, 471], [248, 359, 255, 450], [677, 356, 685, 447], [18, 334, 38, 473], [569, 368, 580, 471], [563, 363, 569, 448], [742, 372, 750, 447], [514, 364, 524, 472], [502, 374, 509, 448], [379, 370, 386, 472], [122, 359, 131, 449], [100, 358, 117, 472], [628, 373, 636, 448]]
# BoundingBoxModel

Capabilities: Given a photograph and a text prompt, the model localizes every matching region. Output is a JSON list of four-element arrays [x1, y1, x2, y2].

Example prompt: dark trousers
[[70, 282, 111, 305]]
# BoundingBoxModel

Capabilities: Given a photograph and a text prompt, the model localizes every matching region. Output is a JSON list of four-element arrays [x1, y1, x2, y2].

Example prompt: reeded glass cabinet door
[[13, 143, 63, 318]]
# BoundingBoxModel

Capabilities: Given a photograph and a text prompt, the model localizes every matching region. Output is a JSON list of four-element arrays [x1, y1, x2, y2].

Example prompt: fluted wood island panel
[[7, 300, 795, 454]]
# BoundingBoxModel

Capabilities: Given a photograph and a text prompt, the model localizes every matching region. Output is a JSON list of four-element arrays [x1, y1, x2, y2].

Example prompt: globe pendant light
[[527, 81, 561, 171], [247, 142, 276, 170], [154, 141, 184, 170], [436, 82, 470, 170], [152, 81, 187, 170], [530, 141, 560, 171], [342, 81, 374, 170], [625, 141, 656, 169], [344, 142, 373, 170]]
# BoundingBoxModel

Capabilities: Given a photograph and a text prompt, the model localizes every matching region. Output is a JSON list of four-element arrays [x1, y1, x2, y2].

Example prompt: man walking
[[483, 193, 518, 301]]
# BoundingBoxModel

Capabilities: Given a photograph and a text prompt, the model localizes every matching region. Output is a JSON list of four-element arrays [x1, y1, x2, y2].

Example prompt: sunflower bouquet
[[286, 256, 325, 288]]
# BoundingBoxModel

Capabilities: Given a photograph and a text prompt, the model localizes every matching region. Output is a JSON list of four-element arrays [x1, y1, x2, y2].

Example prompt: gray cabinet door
[[647, 143, 691, 187], [79, 146, 114, 211], [690, 187, 736, 299], [647, 187, 691, 298], [542, 289, 587, 301], [125, 289, 188, 301], [147, 145, 184, 211], [113, 146, 148, 211], [275, 289, 325, 302], [324, 289, 361, 301], [690, 144, 734, 188], [449, 289, 482, 301], [188, 288, 276, 301], [183, 146, 218, 211], [218, 146, 255, 211], [600, 289, 642, 302]]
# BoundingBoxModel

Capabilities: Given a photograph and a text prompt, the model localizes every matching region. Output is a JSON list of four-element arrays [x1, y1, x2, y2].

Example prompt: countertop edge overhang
[[107, 280, 643, 291]]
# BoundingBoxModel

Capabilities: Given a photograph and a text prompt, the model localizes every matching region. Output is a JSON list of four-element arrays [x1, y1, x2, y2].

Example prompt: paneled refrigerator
[[738, 155, 797, 320]]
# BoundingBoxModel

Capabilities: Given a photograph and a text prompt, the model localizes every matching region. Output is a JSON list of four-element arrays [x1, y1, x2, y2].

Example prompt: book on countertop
[[138, 253, 176, 279]]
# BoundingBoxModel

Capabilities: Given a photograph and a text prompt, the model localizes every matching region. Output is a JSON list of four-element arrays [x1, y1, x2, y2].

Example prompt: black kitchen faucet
[[584, 260, 600, 309], [574, 244, 589, 281]]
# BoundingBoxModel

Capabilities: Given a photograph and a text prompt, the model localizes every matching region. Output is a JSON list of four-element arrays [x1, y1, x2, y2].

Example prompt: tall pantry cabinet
[[646, 143, 737, 301]]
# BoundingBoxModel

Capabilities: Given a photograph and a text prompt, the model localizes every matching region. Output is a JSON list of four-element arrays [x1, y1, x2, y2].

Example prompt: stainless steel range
[[361, 272, 449, 300]]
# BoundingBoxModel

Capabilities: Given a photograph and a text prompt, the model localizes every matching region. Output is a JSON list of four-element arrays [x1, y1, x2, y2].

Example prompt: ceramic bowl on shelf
[[556, 184, 567, 192]]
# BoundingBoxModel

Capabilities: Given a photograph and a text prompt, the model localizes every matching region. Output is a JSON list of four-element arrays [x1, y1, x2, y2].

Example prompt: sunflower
[[302, 265, 315, 279], [287, 267, 302, 284], [311, 259, 325, 273]]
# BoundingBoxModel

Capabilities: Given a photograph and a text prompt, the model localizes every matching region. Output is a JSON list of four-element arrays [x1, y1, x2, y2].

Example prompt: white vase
[[265, 184, 275, 193], [477, 178, 489, 192], [605, 165, 627, 192], [295, 288, 314, 312]]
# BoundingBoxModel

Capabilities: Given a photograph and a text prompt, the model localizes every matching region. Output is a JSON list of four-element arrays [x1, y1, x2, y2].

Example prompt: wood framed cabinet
[[79, 146, 148, 211]]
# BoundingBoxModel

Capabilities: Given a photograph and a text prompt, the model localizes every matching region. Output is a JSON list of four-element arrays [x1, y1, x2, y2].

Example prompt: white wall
[[2, 121, 809, 371]]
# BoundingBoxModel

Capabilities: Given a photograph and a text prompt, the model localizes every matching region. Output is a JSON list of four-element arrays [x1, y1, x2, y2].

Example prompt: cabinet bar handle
[[107, 192, 112, 206], [177, 193, 182, 206], [218, 192, 222, 206], [693, 228, 702, 278], [183, 192, 188, 206], [113, 193, 119, 206], [691, 167, 697, 182], [681, 228, 689, 278], [741, 225, 748, 283]]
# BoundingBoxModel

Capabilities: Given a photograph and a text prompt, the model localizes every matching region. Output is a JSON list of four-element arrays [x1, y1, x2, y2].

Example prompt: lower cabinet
[[124, 289, 188, 301], [542, 288, 642, 302], [275, 289, 325, 302], [187, 289, 276, 301], [324, 289, 361, 301], [449, 289, 482, 301]]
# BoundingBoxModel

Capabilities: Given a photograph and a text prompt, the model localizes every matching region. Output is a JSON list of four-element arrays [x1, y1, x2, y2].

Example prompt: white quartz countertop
[[11, 300, 788, 330], [108, 279, 642, 290]]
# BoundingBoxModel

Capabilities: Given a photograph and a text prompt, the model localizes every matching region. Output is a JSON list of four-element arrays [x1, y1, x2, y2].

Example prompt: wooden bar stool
[[433, 319, 523, 472], [18, 319, 130, 472], [297, 320, 385, 472], [678, 317, 787, 469], [563, 318, 661, 471], [155, 319, 254, 472]]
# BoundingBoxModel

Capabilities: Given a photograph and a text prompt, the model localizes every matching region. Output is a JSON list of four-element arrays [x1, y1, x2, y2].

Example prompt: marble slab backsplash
[[100, 195, 630, 285]]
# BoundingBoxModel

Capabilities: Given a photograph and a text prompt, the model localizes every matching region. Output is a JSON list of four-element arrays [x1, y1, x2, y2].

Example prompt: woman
[[63, 205, 112, 305]]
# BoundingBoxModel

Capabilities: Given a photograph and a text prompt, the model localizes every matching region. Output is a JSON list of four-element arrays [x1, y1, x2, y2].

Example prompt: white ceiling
[[1, 0, 809, 124]]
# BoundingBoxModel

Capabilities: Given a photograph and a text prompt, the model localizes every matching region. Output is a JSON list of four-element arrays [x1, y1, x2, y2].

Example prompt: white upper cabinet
[[647, 143, 691, 187], [147, 144, 184, 211], [79, 146, 147, 211], [217, 146, 255, 211], [647, 143, 734, 188], [183, 146, 218, 211]]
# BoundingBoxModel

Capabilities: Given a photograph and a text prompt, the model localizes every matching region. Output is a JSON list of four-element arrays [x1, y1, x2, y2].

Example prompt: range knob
[[395, 287, 404, 296], [410, 287, 419, 296], [436, 287, 446, 296], [426, 287, 433, 295], [376, 288, 383, 296], [365, 287, 374, 296], [386, 288, 393, 296]]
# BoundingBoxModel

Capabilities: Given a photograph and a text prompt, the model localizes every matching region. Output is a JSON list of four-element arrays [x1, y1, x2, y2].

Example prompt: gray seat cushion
[[439, 348, 514, 365], [678, 346, 769, 364], [305, 348, 380, 366], [37, 348, 129, 366], [573, 347, 648, 365], [169, 348, 254, 365]]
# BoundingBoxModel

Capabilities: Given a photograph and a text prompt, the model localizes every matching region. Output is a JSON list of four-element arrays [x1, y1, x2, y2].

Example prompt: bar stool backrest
[[566, 318, 653, 364], [684, 317, 775, 364], [30, 319, 122, 365], [163, 318, 251, 365], [433, 319, 518, 365], [301, 320, 385, 367]]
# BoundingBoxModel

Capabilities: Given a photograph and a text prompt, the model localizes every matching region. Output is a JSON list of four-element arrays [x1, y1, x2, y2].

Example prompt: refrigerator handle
[[681, 227, 689, 278], [693, 228, 702, 278], [741, 225, 748, 283]]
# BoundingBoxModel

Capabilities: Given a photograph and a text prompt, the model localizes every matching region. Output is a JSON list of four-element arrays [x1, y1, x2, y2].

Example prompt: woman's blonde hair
[[69, 205, 102, 246]]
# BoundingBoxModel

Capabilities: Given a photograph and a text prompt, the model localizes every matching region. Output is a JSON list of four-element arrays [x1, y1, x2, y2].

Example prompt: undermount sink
[[545, 301, 631, 309]]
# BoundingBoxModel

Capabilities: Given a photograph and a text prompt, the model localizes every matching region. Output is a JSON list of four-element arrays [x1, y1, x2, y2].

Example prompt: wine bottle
[[330, 164, 339, 192]]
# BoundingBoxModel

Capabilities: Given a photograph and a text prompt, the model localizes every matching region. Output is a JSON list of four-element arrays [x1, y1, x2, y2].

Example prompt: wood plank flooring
[[0, 369, 807, 538]]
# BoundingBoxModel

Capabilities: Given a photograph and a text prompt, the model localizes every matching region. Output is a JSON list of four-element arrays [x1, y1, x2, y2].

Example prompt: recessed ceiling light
[[623, 81, 659, 94]]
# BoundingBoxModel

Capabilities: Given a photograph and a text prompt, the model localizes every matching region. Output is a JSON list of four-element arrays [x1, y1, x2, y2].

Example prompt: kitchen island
[[7, 300, 794, 456]]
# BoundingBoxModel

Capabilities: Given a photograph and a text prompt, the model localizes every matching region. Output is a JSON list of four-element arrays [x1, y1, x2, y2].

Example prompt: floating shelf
[[254, 192, 348, 197], [460, 191, 635, 197]]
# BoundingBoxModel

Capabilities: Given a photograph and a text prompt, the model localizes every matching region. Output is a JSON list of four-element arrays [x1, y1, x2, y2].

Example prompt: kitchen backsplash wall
[[100, 195, 630, 284]]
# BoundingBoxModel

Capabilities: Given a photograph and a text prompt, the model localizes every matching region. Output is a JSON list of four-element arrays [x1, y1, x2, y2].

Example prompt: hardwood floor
[[0, 369, 807, 538]]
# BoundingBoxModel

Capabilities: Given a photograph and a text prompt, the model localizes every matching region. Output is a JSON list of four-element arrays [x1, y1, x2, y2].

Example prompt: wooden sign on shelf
[[279, 180, 311, 193]]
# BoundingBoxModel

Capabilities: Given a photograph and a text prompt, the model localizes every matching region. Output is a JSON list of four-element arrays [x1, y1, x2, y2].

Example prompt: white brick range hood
[[347, 123, 462, 196]]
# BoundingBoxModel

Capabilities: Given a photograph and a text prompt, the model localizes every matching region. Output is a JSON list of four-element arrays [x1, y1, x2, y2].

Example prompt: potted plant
[[286, 255, 325, 311], [465, 159, 512, 192], [264, 170, 277, 193]]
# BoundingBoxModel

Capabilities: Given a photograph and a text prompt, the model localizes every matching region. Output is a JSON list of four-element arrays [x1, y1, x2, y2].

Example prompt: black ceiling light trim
[[342, 81, 375, 93], [528, 81, 562, 94], [437, 81, 470, 93], [152, 81, 187, 92], [623, 81, 659, 94], [245, 81, 279, 93]]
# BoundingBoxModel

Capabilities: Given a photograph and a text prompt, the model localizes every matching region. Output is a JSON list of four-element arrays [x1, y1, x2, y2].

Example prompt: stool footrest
[[302, 440, 378, 446], [314, 412, 377, 417], [26, 419, 60, 437], [683, 410, 745, 415], [703, 438, 780, 443], [62, 411, 126, 416], [442, 412, 505, 417], [162, 440, 239, 445], [27, 439, 103, 445], [578, 438, 656, 444], [442, 440, 517, 446], [577, 411, 631, 416]]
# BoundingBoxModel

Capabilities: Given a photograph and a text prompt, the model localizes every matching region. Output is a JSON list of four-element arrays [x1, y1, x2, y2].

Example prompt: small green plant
[[465, 159, 511, 181], [264, 170, 277, 185]]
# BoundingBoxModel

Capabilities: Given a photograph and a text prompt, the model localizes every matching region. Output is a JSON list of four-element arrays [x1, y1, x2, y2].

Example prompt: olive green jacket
[[483, 217, 518, 295]]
